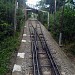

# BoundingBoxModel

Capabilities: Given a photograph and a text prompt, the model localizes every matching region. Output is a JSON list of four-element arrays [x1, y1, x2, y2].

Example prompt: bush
[[0, 21, 14, 40], [17, 8, 24, 31], [37, 11, 47, 25], [0, 32, 20, 75], [63, 8, 75, 43], [0, 1, 25, 75], [49, 11, 61, 41], [49, 8, 75, 43]]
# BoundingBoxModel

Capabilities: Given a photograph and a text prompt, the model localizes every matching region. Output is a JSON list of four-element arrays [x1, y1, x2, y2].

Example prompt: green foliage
[[0, 22, 13, 40], [0, 0, 14, 23], [63, 8, 75, 42], [0, 0, 14, 41], [49, 11, 61, 41], [0, 32, 20, 75], [0, 67, 8, 75], [37, 11, 47, 25], [47, 8, 75, 43], [17, 8, 24, 31], [0, 0, 25, 75]]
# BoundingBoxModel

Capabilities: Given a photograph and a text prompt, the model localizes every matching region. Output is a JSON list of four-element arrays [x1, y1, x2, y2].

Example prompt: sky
[[73, 0, 75, 2], [26, 0, 75, 6], [26, 0, 41, 5]]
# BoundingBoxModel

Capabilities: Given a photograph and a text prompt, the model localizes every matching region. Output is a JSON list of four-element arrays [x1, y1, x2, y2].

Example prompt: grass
[[63, 42, 75, 56]]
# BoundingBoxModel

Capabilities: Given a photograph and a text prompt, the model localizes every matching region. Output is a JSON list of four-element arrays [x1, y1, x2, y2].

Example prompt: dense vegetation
[[49, 8, 75, 43], [0, 0, 25, 75], [37, 0, 75, 55]]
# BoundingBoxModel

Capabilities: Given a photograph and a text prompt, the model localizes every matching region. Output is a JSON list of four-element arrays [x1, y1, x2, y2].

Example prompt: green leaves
[[0, 33, 20, 75], [0, 0, 14, 23], [0, 0, 25, 75], [63, 8, 75, 41], [0, 66, 8, 75]]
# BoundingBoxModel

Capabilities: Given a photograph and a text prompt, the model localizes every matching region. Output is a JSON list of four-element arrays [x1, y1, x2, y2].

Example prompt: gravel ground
[[12, 21, 31, 75]]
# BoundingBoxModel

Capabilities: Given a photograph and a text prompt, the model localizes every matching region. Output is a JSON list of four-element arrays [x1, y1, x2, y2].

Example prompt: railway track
[[28, 19, 60, 75]]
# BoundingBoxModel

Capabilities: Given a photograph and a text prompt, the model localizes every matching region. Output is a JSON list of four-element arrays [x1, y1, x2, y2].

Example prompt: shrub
[[0, 32, 20, 75]]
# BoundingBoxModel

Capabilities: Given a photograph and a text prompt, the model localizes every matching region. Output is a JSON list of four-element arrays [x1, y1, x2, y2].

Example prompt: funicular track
[[28, 19, 60, 75]]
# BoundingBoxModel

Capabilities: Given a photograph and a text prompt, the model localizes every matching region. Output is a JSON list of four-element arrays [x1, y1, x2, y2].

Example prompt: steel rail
[[28, 21, 35, 75], [28, 20, 42, 75]]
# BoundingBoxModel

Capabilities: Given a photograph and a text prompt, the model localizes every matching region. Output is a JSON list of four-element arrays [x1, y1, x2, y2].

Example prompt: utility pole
[[54, 0, 56, 30], [55, 0, 56, 13], [48, 12, 50, 30], [54, 0, 56, 19], [14, 0, 17, 33], [24, 0, 26, 21]]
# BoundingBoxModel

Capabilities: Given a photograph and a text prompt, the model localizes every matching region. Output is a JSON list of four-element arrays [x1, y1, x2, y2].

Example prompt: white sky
[[26, 0, 75, 6], [26, 0, 41, 5], [73, 0, 75, 2]]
